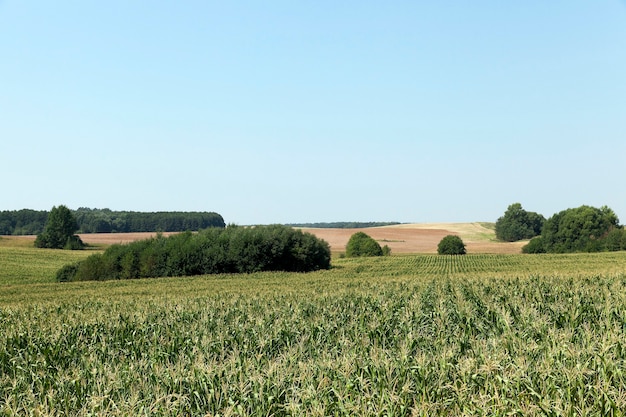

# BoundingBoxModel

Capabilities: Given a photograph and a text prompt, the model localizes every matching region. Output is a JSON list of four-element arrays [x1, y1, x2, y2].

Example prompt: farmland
[[2, 232, 626, 415]]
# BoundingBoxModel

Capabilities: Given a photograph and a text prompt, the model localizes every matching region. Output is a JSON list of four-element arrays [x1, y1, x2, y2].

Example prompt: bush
[[55, 263, 80, 282], [58, 225, 331, 282], [345, 232, 383, 257], [522, 236, 545, 254], [541, 205, 619, 253], [437, 235, 466, 255]]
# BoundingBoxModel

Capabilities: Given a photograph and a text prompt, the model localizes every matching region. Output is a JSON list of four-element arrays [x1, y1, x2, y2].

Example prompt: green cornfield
[[2, 243, 626, 416]]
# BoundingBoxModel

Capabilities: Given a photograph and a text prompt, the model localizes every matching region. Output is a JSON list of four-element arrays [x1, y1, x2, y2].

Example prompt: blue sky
[[1, 1, 625, 225]]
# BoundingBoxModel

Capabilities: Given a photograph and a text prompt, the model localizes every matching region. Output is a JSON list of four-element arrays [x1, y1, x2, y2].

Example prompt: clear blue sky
[[2, 1, 625, 225]]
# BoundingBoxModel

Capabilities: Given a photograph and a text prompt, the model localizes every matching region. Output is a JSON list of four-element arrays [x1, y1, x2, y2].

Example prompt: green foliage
[[437, 235, 466, 255], [495, 203, 545, 242], [34, 205, 84, 250], [5, 256, 626, 415], [59, 225, 331, 281], [73, 208, 226, 233], [0, 207, 225, 235], [287, 221, 401, 228], [522, 236, 546, 254], [0, 209, 48, 235], [541, 205, 620, 253], [345, 232, 383, 257]]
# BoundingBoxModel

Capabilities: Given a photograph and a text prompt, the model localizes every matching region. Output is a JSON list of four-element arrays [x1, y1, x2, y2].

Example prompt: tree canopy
[[56, 225, 331, 281], [495, 203, 545, 242], [34, 205, 84, 250], [537, 205, 620, 253], [345, 232, 384, 257], [437, 235, 466, 255], [0, 208, 225, 235]]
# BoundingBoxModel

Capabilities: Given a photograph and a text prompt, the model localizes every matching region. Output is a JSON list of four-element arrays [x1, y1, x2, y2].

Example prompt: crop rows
[[3, 250, 626, 415]]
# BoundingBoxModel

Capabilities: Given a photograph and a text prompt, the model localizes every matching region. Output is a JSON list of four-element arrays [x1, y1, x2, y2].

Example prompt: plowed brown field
[[298, 223, 525, 254], [6, 223, 524, 254]]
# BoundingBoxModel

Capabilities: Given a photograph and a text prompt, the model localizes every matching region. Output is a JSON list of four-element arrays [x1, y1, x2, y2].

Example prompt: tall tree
[[495, 203, 545, 242], [35, 205, 84, 249]]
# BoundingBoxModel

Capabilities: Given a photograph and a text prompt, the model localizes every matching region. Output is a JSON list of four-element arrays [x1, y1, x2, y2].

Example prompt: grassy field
[[2, 240, 626, 415]]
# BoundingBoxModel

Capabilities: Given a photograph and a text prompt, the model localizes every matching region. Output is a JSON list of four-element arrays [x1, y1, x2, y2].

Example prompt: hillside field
[[298, 222, 525, 254], [1, 234, 626, 415], [24, 222, 522, 254]]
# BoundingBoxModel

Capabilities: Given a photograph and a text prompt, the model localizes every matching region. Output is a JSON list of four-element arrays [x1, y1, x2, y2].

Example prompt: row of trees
[[0, 207, 225, 235], [0, 209, 48, 235], [497, 203, 624, 253], [288, 222, 401, 229], [56, 225, 331, 281]]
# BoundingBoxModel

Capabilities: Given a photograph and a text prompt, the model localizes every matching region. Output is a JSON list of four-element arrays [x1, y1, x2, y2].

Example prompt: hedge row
[[57, 225, 331, 282]]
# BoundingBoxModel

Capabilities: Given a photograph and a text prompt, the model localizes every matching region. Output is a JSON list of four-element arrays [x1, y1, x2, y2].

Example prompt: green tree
[[345, 232, 383, 257], [34, 205, 84, 250], [522, 236, 545, 254], [59, 225, 330, 281], [541, 205, 619, 253], [495, 203, 545, 242], [437, 235, 466, 255]]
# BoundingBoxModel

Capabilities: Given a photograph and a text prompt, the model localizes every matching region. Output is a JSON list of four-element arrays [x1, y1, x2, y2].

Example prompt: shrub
[[541, 205, 619, 253], [603, 228, 626, 252], [345, 232, 383, 257], [58, 225, 331, 281], [522, 236, 545, 254], [55, 263, 80, 282], [437, 235, 466, 255]]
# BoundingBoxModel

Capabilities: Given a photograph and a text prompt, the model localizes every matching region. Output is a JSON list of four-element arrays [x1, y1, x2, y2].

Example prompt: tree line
[[56, 225, 331, 281], [286, 222, 401, 229], [496, 203, 626, 253], [0, 207, 225, 235]]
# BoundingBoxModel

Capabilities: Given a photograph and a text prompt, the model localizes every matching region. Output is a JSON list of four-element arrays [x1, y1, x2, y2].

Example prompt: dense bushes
[[345, 232, 384, 257], [437, 235, 466, 255], [526, 205, 622, 253], [57, 225, 331, 281], [495, 203, 545, 242], [521, 236, 546, 254]]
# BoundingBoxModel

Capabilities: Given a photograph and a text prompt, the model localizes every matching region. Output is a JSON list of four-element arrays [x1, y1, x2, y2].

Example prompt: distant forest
[[287, 222, 401, 229], [0, 208, 225, 235]]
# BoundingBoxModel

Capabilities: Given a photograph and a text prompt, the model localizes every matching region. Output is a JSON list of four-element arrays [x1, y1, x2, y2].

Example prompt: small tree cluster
[[34, 205, 84, 250], [345, 232, 385, 257], [57, 225, 331, 282], [437, 235, 466, 255], [495, 203, 545, 242], [524, 205, 622, 253]]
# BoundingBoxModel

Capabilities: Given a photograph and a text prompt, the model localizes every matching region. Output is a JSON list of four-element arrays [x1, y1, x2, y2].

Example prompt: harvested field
[[77, 232, 178, 245], [4, 223, 525, 254], [300, 223, 525, 254]]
